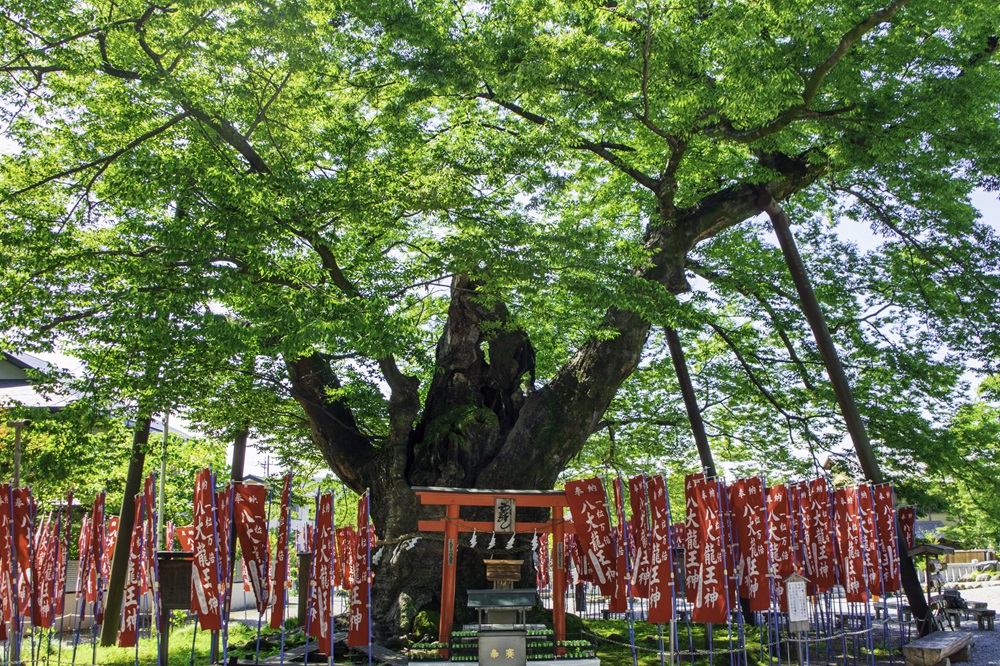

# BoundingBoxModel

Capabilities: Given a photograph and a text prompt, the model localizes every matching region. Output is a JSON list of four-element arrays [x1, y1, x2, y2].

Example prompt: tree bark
[[762, 194, 931, 635], [287, 162, 828, 638]]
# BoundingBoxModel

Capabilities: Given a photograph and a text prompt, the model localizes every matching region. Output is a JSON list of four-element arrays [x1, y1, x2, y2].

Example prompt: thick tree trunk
[[762, 195, 931, 636], [288, 166, 828, 640]]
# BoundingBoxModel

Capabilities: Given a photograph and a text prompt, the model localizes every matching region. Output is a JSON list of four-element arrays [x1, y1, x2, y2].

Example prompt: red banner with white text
[[766, 485, 795, 611], [175, 526, 195, 552], [0, 486, 15, 625], [873, 484, 901, 593], [897, 507, 915, 549], [565, 478, 618, 598], [270, 474, 293, 629], [684, 474, 705, 604], [118, 496, 144, 647], [610, 478, 628, 612], [628, 475, 651, 599], [309, 494, 334, 654], [692, 478, 728, 623], [646, 475, 674, 623], [142, 474, 158, 599], [729, 477, 769, 611], [857, 484, 883, 595], [835, 487, 867, 603], [802, 478, 836, 592], [235, 483, 271, 614], [191, 469, 222, 630], [13, 487, 34, 619], [348, 495, 372, 647]]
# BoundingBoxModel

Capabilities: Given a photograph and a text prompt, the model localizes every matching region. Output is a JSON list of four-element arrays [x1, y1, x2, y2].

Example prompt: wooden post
[[100, 416, 152, 645], [664, 328, 717, 479], [298, 552, 312, 626], [438, 504, 460, 652], [6, 420, 29, 489], [552, 507, 566, 656], [762, 194, 931, 634], [156, 412, 169, 550]]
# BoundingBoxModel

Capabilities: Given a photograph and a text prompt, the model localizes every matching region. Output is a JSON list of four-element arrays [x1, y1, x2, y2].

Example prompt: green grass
[[584, 618, 895, 666], [29, 621, 296, 665], [585, 619, 771, 666]]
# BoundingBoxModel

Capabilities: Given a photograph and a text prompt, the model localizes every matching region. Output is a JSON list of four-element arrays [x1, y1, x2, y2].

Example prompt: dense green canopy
[[2, 0, 999, 603]]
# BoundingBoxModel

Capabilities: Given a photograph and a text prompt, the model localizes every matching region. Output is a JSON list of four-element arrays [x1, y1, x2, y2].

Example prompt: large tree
[[2, 0, 998, 637]]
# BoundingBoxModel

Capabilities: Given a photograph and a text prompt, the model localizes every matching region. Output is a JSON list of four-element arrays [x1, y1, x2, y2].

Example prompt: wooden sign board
[[785, 574, 810, 633], [495, 498, 516, 533]]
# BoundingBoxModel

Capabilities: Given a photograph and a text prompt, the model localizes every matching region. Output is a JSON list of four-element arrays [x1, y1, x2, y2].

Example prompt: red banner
[[565, 478, 618, 597], [336, 527, 356, 589], [33, 514, 60, 628], [628, 475, 651, 599], [309, 494, 334, 653], [166, 521, 176, 551], [101, 516, 118, 602], [729, 477, 769, 611], [86, 491, 105, 626], [898, 507, 916, 549], [788, 483, 806, 580], [142, 474, 158, 599], [75, 514, 90, 608], [13, 487, 34, 619], [691, 478, 728, 623], [270, 474, 293, 629], [536, 534, 550, 588], [216, 484, 233, 588], [609, 477, 628, 612], [568, 532, 595, 585], [671, 522, 685, 549], [191, 469, 222, 630], [56, 491, 72, 615], [348, 494, 372, 648], [803, 478, 836, 592], [235, 483, 271, 614], [873, 484, 901, 593], [175, 526, 195, 552], [683, 473, 705, 604], [857, 484, 883, 595], [834, 487, 867, 603], [118, 495, 144, 647], [646, 474, 674, 623], [766, 485, 795, 611], [0, 485, 15, 625]]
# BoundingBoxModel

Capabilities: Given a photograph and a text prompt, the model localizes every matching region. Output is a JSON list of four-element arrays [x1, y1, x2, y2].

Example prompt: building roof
[[0, 351, 76, 411], [2, 350, 194, 438]]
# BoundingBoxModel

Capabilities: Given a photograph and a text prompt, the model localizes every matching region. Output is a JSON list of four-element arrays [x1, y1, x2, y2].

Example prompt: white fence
[[915, 562, 978, 584]]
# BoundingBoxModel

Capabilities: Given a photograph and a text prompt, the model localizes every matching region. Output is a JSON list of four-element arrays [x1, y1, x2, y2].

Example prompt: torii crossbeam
[[414, 487, 576, 655]]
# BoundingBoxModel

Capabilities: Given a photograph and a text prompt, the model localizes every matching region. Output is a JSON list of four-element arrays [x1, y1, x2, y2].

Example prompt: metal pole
[[157, 412, 169, 550], [6, 420, 30, 488]]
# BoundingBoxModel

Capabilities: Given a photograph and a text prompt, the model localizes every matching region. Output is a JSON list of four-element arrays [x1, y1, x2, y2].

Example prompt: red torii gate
[[414, 486, 575, 654]]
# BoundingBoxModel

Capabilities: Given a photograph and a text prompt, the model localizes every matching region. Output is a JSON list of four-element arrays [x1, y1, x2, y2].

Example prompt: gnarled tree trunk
[[286, 164, 823, 639]]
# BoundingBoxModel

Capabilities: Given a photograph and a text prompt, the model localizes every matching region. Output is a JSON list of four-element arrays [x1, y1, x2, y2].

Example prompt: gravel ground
[[948, 585, 1000, 666]]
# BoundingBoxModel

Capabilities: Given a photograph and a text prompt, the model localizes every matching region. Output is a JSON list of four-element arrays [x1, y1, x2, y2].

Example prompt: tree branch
[[710, 0, 910, 143], [9, 112, 191, 198], [286, 352, 375, 493], [708, 322, 808, 423], [477, 90, 661, 193], [182, 105, 272, 174]]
